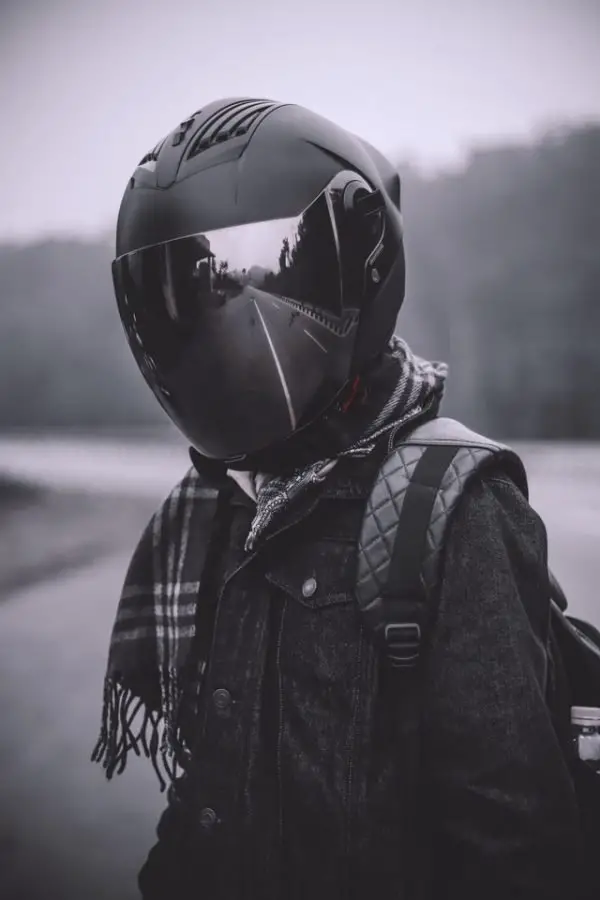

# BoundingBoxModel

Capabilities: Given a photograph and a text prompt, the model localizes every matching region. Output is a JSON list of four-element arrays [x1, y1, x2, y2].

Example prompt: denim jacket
[[137, 445, 584, 900]]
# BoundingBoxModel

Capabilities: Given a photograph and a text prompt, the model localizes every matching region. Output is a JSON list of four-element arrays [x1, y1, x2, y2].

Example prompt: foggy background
[[0, 0, 599, 898]]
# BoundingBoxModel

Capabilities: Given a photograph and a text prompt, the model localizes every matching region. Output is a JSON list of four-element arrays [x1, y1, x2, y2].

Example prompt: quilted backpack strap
[[356, 417, 528, 668]]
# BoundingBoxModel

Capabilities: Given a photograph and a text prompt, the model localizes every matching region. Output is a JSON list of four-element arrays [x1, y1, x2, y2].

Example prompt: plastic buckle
[[384, 622, 421, 669]]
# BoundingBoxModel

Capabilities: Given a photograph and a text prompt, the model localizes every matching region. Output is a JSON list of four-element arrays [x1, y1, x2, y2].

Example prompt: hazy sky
[[1, 0, 599, 242]]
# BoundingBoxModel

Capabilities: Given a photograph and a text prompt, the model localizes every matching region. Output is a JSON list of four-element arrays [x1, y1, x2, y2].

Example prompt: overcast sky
[[1, 0, 599, 242]]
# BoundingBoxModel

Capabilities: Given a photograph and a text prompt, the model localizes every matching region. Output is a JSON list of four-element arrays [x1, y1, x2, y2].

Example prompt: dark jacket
[[137, 445, 584, 900]]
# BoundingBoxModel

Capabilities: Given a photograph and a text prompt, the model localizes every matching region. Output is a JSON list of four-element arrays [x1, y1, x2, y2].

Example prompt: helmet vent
[[186, 99, 277, 159], [137, 136, 168, 170]]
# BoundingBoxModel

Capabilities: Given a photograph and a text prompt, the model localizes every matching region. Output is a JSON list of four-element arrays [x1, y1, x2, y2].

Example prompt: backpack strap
[[356, 417, 528, 668]]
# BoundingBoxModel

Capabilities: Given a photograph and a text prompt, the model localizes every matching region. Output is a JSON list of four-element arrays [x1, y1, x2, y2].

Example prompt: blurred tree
[[397, 122, 600, 438], [0, 239, 163, 428]]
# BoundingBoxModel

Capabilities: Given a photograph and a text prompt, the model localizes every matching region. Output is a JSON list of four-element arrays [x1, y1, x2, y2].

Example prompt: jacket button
[[212, 688, 232, 711], [198, 807, 217, 830], [302, 577, 317, 598]]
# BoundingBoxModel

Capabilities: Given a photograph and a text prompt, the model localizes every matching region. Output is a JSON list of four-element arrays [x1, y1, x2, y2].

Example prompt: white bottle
[[571, 706, 600, 773]]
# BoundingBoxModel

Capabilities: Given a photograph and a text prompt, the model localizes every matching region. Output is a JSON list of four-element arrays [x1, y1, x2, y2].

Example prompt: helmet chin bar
[[218, 356, 394, 477]]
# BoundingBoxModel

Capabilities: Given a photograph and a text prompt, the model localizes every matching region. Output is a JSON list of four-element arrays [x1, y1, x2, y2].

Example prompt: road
[[0, 551, 162, 900], [0, 439, 598, 899]]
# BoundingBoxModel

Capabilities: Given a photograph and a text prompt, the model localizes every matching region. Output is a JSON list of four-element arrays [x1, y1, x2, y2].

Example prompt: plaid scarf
[[91, 336, 447, 789]]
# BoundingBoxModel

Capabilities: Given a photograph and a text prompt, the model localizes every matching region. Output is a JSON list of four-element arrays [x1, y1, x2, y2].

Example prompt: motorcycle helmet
[[112, 97, 405, 468]]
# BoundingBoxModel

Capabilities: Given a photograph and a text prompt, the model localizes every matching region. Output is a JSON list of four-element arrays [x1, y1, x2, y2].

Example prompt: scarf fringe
[[91, 675, 185, 792]]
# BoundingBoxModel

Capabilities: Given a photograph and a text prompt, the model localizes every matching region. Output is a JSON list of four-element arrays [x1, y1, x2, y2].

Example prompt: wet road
[[0, 440, 598, 899]]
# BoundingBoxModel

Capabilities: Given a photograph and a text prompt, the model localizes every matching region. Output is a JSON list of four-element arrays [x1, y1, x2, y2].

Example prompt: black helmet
[[112, 97, 405, 467]]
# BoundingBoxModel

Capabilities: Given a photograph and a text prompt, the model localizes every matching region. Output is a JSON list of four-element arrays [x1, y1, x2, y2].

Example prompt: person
[[93, 97, 586, 899]]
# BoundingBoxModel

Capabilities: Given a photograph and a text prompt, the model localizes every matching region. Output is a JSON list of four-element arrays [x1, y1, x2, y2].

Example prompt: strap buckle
[[384, 622, 421, 669]]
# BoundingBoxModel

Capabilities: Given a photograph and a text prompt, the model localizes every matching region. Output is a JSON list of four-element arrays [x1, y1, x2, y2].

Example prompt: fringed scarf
[[91, 336, 447, 789]]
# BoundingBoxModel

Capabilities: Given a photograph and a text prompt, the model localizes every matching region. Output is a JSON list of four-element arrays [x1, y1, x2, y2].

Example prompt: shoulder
[[156, 465, 218, 516], [438, 469, 551, 646], [147, 464, 218, 531], [449, 469, 547, 558], [126, 466, 218, 577]]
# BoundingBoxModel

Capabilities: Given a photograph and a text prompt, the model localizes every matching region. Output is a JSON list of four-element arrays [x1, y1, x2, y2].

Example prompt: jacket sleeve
[[422, 473, 586, 900]]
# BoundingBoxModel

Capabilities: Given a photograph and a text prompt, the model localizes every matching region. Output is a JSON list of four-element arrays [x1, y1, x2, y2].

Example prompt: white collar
[[226, 469, 272, 503]]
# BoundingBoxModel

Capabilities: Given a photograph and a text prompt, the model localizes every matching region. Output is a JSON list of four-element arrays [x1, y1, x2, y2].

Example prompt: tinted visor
[[112, 171, 394, 460]]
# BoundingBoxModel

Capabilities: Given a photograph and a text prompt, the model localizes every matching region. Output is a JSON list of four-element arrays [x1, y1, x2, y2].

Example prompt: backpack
[[355, 416, 600, 879]]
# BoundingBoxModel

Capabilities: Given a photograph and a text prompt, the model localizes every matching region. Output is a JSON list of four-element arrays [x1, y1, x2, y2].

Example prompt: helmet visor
[[112, 172, 391, 460]]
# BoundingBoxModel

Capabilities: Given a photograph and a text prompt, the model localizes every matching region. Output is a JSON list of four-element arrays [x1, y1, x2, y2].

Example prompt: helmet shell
[[113, 99, 405, 462]]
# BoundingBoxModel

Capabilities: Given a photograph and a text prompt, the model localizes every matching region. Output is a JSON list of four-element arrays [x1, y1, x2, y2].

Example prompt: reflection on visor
[[113, 169, 391, 344], [193, 192, 344, 320]]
